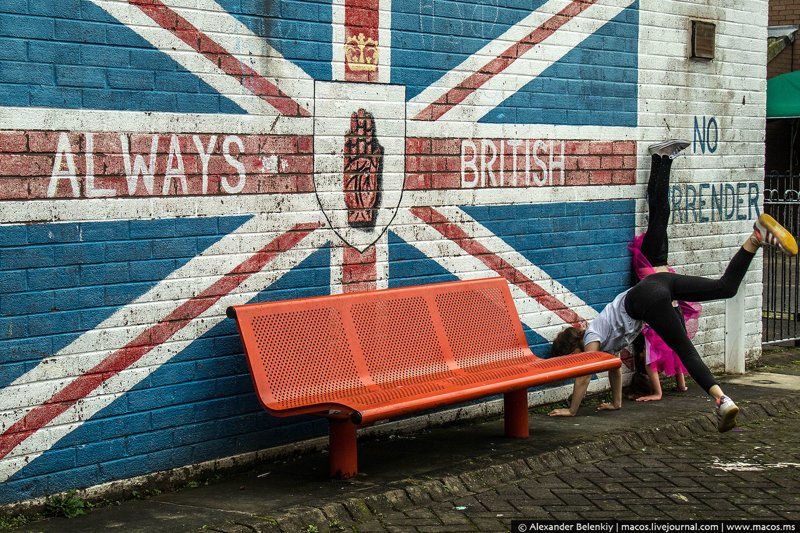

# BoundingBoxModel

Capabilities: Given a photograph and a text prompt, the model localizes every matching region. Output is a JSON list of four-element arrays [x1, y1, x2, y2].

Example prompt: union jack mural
[[0, 0, 640, 502]]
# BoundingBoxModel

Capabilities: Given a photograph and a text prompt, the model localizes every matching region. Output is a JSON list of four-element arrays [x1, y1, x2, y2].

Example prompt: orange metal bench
[[227, 277, 620, 479]]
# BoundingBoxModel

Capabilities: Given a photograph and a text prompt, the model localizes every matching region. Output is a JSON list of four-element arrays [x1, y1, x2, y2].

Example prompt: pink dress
[[628, 234, 702, 376]]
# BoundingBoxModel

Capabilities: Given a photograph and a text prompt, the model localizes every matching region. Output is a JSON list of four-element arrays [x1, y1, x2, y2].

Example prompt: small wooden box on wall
[[691, 20, 716, 60]]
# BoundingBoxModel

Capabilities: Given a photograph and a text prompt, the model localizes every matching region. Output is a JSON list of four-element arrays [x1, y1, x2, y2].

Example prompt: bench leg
[[504, 389, 530, 438], [329, 418, 358, 479]]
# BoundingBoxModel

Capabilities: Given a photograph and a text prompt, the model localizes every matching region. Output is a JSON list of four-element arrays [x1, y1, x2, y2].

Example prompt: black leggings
[[640, 154, 672, 266], [624, 247, 756, 392]]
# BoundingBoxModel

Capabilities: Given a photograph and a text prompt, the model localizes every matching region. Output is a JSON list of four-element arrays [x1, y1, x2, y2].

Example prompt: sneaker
[[648, 139, 691, 159], [716, 395, 739, 433], [753, 214, 798, 256]]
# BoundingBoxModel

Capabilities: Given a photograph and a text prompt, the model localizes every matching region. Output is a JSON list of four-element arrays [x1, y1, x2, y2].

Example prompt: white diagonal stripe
[[89, 0, 276, 115], [391, 207, 597, 342], [169, 0, 314, 111], [407, 0, 573, 109]]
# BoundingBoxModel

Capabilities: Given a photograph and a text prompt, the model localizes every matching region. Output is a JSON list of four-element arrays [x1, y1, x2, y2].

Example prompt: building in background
[[766, 0, 798, 172]]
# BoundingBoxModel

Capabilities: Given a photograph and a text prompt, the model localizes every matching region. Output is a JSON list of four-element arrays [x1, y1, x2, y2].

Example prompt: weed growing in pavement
[[328, 518, 346, 531], [44, 491, 92, 518], [303, 525, 319, 533], [0, 512, 41, 531]]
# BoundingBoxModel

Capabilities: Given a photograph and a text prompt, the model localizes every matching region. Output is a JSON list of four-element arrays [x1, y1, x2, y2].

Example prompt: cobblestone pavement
[[311, 407, 800, 532]]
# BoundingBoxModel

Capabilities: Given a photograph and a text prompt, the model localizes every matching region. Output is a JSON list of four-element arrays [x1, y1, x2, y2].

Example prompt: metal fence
[[763, 171, 800, 344]]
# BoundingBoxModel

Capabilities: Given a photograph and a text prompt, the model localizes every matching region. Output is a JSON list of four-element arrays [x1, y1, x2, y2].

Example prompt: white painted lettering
[[549, 141, 565, 185], [480, 139, 497, 187], [222, 135, 246, 194], [121, 134, 158, 195], [531, 140, 548, 186], [193, 134, 217, 195], [460, 140, 479, 188], [163, 134, 188, 195], [525, 140, 533, 185], [48, 132, 80, 198], [507, 140, 522, 186], [84, 133, 115, 198], [499, 140, 505, 186]]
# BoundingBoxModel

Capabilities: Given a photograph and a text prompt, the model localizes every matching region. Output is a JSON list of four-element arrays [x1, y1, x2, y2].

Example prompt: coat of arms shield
[[313, 81, 406, 252]]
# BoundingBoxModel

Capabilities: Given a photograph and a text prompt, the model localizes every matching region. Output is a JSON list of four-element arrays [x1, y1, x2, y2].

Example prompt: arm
[[548, 341, 601, 417], [597, 366, 622, 411]]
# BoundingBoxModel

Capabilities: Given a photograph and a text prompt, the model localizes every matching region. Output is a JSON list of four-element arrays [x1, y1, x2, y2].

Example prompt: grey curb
[[248, 397, 797, 532]]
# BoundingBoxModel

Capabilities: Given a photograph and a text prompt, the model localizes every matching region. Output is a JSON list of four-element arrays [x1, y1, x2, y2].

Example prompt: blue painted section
[[0, 1, 246, 113], [0, 216, 251, 389], [460, 201, 635, 312], [391, 0, 541, 99], [387, 230, 458, 288], [1, 245, 331, 504], [522, 323, 550, 358], [480, 3, 639, 126], [215, 0, 332, 81]]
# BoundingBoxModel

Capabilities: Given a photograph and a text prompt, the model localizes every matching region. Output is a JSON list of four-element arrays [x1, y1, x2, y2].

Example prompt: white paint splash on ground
[[711, 458, 800, 472]]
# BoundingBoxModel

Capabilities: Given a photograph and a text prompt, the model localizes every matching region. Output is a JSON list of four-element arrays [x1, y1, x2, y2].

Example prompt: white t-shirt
[[583, 289, 643, 353]]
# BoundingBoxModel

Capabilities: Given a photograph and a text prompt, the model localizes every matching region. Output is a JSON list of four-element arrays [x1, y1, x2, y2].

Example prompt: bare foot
[[548, 408, 575, 417], [635, 394, 662, 402], [675, 386, 688, 393], [596, 402, 620, 411]]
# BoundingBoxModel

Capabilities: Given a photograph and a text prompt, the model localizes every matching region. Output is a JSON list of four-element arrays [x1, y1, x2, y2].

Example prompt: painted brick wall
[[768, 0, 800, 78], [0, 0, 767, 505]]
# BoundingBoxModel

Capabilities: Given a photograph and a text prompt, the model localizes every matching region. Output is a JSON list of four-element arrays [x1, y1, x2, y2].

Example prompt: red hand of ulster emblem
[[343, 108, 384, 226]]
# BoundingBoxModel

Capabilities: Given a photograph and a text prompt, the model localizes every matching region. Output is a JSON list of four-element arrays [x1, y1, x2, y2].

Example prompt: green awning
[[767, 70, 800, 119]]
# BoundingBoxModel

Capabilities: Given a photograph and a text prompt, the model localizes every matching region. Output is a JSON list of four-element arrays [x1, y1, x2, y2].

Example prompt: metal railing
[[763, 171, 800, 344]]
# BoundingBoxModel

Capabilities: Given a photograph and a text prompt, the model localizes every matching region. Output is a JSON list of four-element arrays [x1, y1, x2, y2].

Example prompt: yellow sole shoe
[[756, 214, 798, 256]]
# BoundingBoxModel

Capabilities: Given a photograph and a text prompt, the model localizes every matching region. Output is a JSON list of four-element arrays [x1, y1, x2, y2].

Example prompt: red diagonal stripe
[[342, 244, 377, 292], [129, 0, 310, 118], [0, 222, 322, 460], [410, 206, 586, 328], [414, 0, 597, 121]]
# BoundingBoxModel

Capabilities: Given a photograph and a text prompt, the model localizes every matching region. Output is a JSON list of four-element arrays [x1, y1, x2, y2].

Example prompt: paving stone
[[402, 509, 438, 520], [363, 494, 394, 515], [320, 502, 352, 526], [354, 519, 389, 532], [383, 526, 418, 533], [383, 489, 414, 512], [416, 526, 477, 533], [403, 485, 433, 506], [466, 517, 507, 531], [342, 498, 373, 522], [431, 509, 473, 526], [508, 504, 552, 518], [439, 476, 470, 498]]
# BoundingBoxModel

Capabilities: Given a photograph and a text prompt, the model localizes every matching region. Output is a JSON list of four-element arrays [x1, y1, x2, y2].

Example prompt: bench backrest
[[228, 277, 536, 411]]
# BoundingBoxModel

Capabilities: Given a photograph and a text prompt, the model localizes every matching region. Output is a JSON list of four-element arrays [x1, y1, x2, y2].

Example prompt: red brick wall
[[768, 0, 800, 78]]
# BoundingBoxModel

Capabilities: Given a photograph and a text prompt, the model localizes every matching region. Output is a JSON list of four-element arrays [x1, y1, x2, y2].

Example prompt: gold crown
[[345, 33, 379, 72]]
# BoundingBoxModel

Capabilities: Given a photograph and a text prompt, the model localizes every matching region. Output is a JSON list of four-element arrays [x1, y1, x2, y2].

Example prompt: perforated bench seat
[[227, 277, 620, 478]]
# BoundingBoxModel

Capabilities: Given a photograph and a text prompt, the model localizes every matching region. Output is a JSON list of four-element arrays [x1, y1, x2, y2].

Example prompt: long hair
[[551, 326, 585, 357]]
